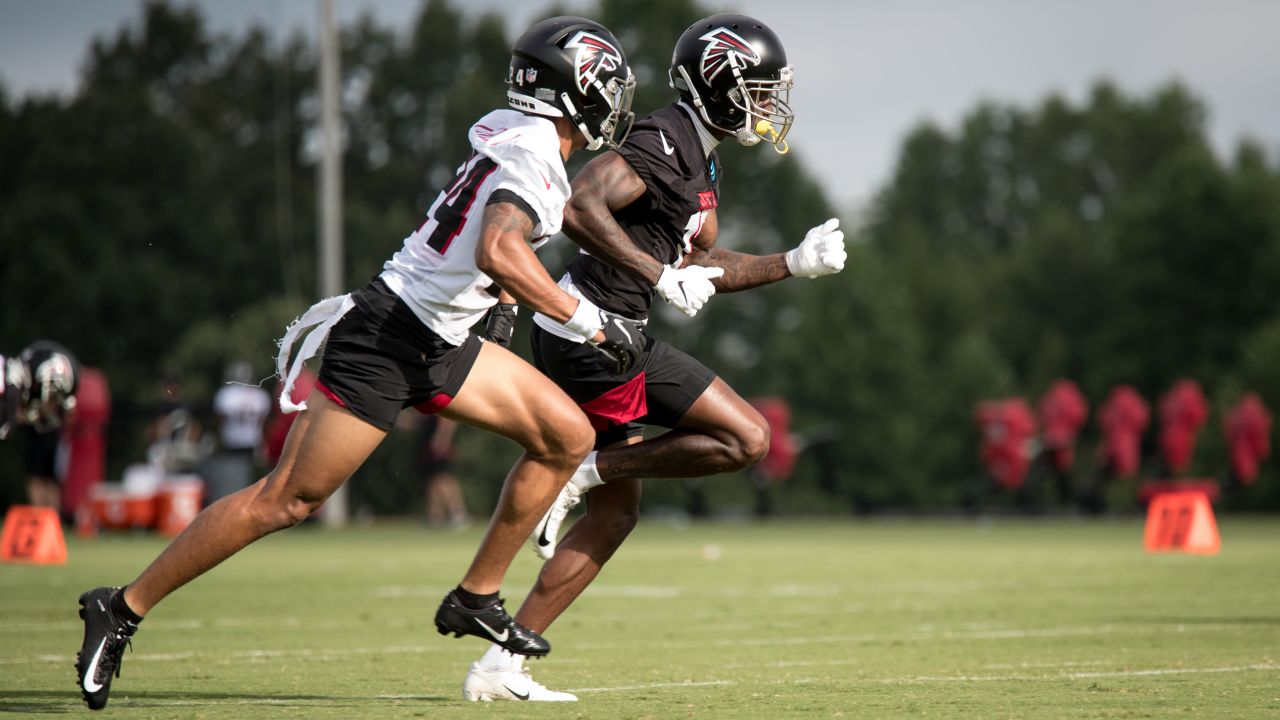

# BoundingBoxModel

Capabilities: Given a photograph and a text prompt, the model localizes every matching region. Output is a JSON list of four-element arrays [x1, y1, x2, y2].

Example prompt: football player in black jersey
[[0, 341, 79, 441], [460, 14, 847, 702]]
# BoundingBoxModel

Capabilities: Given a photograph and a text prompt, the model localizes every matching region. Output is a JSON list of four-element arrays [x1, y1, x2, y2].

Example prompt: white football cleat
[[462, 662, 578, 702], [530, 482, 584, 560]]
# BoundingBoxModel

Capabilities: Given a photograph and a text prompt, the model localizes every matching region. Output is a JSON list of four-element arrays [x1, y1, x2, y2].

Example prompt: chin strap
[[560, 93, 603, 151]]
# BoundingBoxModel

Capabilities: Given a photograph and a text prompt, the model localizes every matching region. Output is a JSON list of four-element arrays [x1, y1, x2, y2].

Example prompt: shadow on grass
[[0, 689, 453, 713]]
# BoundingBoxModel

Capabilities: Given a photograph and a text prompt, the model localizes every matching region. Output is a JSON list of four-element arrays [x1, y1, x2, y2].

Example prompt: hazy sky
[[2, 0, 1277, 213]]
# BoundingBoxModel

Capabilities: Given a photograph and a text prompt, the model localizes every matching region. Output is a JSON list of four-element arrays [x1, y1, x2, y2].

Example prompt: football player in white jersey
[[74, 17, 641, 711], [459, 15, 847, 702]]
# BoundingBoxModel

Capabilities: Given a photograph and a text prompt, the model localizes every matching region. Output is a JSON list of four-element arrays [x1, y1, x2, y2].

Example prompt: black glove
[[483, 303, 518, 348], [589, 314, 647, 374]]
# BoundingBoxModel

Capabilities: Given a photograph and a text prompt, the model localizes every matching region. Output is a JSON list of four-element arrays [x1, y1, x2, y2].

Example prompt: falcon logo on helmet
[[698, 27, 761, 84], [565, 31, 623, 95], [669, 15, 794, 153], [507, 17, 635, 151]]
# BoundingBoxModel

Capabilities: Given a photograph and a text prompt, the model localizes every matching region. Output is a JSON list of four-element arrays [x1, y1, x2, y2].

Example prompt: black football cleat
[[434, 590, 550, 657], [76, 587, 136, 710]]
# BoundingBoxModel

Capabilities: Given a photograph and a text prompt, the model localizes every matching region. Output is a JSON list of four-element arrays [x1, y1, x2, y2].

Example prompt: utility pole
[[317, 0, 347, 527]]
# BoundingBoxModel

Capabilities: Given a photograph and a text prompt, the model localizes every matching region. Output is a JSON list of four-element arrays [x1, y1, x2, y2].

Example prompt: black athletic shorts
[[22, 425, 60, 478], [317, 277, 483, 431], [531, 323, 716, 448]]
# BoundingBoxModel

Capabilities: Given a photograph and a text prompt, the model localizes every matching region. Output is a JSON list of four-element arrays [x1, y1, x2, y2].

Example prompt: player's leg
[[529, 339, 769, 558], [76, 390, 386, 709], [521, 468, 642, 632], [122, 391, 384, 613], [595, 376, 770, 481], [469, 345, 772, 698], [530, 376, 769, 556], [433, 341, 595, 655], [463, 453, 641, 702], [441, 341, 595, 591]]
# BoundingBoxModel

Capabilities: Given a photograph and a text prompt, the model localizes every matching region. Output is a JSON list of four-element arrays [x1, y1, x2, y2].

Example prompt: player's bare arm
[[684, 210, 791, 292], [563, 152, 728, 317], [563, 151, 663, 284], [475, 201, 587, 328], [689, 214, 848, 289], [482, 200, 646, 373]]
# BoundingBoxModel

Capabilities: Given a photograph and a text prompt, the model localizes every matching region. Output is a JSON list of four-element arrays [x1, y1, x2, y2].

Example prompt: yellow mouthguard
[[754, 120, 789, 155]]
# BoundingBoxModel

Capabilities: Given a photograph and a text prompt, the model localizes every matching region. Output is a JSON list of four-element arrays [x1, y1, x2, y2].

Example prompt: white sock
[[479, 644, 524, 672], [572, 451, 605, 492]]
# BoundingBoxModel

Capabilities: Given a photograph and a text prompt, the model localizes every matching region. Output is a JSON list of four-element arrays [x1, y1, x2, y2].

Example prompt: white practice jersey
[[213, 383, 272, 451], [380, 109, 571, 345]]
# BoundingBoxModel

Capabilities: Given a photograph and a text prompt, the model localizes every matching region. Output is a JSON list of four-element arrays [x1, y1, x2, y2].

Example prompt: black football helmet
[[18, 340, 79, 432], [507, 16, 636, 151], [669, 14, 794, 153]]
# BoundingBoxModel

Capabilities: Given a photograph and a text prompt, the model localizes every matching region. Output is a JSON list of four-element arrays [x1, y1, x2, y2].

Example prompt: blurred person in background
[[75, 16, 641, 710], [144, 374, 208, 476], [205, 361, 272, 505], [460, 14, 847, 702], [1222, 392, 1271, 495], [420, 414, 470, 529], [1157, 378, 1208, 478], [1, 342, 79, 508], [1080, 384, 1149, 513], [1, 341, 79, 443]]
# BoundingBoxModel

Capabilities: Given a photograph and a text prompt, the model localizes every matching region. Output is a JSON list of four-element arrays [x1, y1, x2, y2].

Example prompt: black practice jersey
[[567, 103, 721, 318]]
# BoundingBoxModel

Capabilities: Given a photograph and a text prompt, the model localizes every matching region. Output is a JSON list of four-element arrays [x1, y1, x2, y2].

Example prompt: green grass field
[[2, 517, 1277, 718]]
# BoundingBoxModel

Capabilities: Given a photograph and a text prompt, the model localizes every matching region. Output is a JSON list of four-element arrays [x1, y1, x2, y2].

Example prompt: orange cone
[[1, 505, 68, 565], [1143, 490, 1220, 555]]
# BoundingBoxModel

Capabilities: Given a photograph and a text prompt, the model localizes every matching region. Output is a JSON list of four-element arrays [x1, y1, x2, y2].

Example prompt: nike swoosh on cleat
[[537, 523, 553, 547], [474, 618, 509, 643], [504, 685, 530, 701], [82, 638, 107, 693]]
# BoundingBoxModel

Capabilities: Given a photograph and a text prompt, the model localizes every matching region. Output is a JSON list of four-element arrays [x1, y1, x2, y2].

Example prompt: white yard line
[[2, 621, 1254, 666], [573, 622, 1233, 651], [571, 680, 734, 693], [1, 663, 1276, 708], [881, 663, 1280, 683], [0, 644, 451, 665]]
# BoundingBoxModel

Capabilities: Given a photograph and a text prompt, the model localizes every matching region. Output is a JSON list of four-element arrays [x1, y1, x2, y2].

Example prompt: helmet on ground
[[669, 14, 794, 153], [18, 340, 79, 432], [507, 16, 636, 151]]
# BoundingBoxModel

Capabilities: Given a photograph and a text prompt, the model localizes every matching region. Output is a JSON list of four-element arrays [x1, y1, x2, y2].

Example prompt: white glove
[[785, 218, 847, 279], [655, 264, 725, 317]]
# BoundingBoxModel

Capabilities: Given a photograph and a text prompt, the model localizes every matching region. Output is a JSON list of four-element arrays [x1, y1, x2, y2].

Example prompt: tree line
[[2, 0, 1276, 513]]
